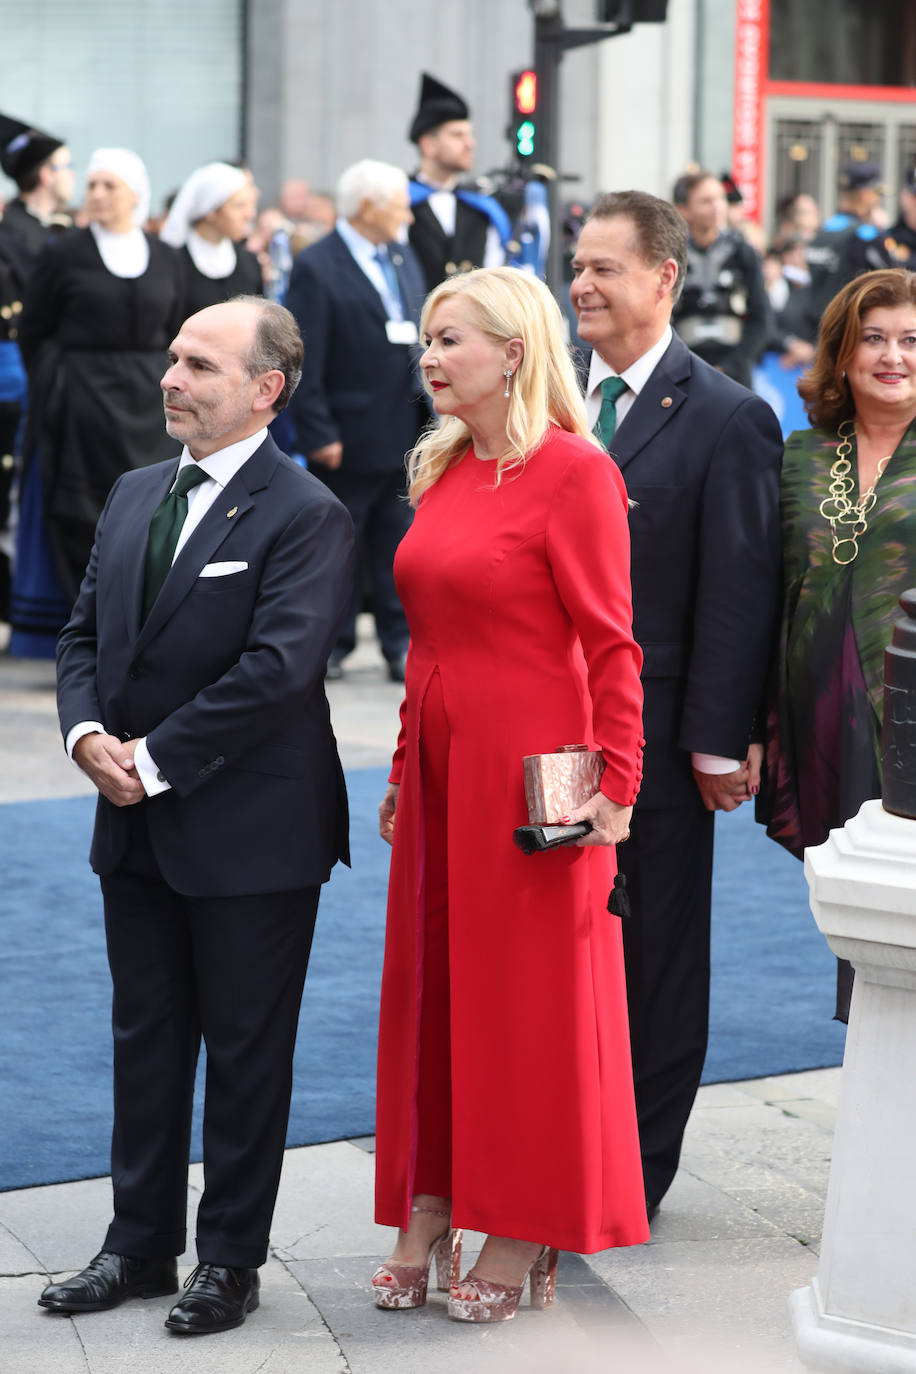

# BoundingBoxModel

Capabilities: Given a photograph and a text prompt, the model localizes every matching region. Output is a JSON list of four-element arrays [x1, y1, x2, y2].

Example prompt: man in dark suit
[[569, 191, 782, 1218], [45, 298, 355, 1334], [286, 159, 428, 683]]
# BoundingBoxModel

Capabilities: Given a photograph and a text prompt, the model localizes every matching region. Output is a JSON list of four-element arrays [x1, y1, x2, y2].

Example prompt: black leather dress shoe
[[646, 1199, 661, 1223], [38, 1250, 178, 1312], [165, 1263, 260, 1335], [386, 653, 407, 683], [324, 655, 344, 681]]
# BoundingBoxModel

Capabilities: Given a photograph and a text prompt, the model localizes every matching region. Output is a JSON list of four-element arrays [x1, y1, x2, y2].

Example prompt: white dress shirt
[[413, 176, 504, 268], [335, 216, 404, 321], [584, 324, 673, 431], [585, 326, 739, 777], [67, 428, 268, 795]]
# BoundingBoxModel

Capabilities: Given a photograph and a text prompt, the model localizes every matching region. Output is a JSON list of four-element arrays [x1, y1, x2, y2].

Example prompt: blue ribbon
[[409, 180, 513, 249]]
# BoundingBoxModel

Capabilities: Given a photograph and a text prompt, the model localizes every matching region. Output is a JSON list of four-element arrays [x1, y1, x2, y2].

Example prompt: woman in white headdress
[[13, 147, 185, 629], [160, 161, 262, 315]]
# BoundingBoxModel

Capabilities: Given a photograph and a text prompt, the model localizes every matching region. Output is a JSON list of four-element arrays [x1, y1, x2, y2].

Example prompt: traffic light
[[510, 69, 538, 160]]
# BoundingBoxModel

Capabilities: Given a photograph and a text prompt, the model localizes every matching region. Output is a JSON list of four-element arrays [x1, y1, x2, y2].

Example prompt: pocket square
[[198, 561, 249, 578]]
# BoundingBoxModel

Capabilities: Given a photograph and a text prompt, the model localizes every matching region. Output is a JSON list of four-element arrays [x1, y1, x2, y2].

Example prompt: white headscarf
[[159, 162, 248, 248], [87, 147, 151, 227]]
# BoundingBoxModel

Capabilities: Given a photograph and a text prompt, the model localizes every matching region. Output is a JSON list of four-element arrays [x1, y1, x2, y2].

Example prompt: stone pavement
[[0, 621, 838, 1373]]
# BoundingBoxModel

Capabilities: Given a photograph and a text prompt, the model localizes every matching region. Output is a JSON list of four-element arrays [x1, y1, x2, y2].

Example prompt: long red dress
[[375, 427, 648, 1254]]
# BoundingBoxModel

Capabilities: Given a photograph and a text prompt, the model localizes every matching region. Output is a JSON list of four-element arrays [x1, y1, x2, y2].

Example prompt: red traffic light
[[514, 70, 537, 115]]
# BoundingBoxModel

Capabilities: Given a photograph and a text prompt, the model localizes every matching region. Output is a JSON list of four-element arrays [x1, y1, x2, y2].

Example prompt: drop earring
[[504, 369, 513, 398]]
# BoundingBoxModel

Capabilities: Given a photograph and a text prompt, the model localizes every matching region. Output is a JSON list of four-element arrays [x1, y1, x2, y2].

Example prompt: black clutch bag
[[512, 821, 592, 854]]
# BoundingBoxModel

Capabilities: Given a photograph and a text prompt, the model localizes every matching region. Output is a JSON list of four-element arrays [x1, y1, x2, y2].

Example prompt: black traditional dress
[[179, 238, 262, 316], [14, 226, 184, 619]]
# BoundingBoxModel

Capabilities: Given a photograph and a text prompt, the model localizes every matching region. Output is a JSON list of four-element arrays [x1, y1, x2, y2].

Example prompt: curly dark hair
[[799, 269, 916, 429]]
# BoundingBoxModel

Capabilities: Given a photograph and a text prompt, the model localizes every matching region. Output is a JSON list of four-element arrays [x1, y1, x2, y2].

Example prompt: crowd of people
[[3, 72, 916, 1342]]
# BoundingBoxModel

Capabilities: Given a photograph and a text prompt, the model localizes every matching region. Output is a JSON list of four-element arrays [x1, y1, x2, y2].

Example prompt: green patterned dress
[[762, 421, 916, 1013]]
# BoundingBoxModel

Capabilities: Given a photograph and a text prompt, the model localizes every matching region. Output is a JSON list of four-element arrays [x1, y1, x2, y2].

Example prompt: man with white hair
[[286, 158, 428, 682]]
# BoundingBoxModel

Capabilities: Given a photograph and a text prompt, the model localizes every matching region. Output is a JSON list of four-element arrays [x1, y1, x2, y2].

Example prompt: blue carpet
[[0, 775, 844, 1192]]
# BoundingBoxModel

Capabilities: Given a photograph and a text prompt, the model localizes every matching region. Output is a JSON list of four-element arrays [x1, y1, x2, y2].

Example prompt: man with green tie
[[48, 297, 355, 1336], [571, 190, 782, 1224]]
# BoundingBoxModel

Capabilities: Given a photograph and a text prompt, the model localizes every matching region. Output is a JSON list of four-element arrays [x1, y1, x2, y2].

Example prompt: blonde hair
[[408, 266, 598, 503]]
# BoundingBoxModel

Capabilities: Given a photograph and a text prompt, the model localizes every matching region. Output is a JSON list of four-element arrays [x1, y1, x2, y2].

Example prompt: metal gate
[[766, 95, 916, 232]]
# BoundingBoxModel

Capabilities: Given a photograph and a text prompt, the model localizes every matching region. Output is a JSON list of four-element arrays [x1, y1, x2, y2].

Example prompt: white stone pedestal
[[791, 799, 916, 1372]]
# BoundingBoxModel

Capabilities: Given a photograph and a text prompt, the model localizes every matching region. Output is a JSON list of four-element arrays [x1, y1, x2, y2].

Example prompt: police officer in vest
[[807, 161, 886, 313], [865, 167, 916, 273], [670, 169, 770, 390], [406, 72, 511, 292]]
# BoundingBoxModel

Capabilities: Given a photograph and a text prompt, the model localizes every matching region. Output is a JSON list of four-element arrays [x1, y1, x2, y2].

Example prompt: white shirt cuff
[[134, 737, 171, 796], [66, 721, 106, 767], [692, 752, 741, 774]]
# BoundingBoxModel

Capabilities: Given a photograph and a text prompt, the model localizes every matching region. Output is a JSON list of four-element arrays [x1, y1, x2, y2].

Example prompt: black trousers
[[99, 807, 319, 1267], [311, 466, 412, 662], [619, 794, 715, 1207]]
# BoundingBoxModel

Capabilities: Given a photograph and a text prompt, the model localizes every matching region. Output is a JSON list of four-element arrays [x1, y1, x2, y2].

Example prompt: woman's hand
[[563, 792, 633, 848], [378, 783, 400, 845]]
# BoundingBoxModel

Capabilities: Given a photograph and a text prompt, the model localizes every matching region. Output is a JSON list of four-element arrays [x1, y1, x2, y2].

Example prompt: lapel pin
[[226, 506, 238, 518], [661, 396, 673, 408]]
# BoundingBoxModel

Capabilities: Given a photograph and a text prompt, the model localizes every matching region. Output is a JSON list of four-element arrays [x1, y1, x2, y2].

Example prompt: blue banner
[[753, 351, 810, 438]]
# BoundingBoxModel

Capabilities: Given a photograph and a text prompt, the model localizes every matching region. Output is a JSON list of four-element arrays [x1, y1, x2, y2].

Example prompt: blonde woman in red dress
[[372, 266, 648, 1323]]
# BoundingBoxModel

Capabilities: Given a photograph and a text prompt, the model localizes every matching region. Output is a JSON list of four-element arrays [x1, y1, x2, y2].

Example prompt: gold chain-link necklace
[[819, 419, 891, 565]]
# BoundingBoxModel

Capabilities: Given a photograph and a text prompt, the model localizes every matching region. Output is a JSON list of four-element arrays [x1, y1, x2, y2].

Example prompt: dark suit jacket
[[57, 434, 356, 895], [285, 228, 428, 472], [585, 333, 783, 808]]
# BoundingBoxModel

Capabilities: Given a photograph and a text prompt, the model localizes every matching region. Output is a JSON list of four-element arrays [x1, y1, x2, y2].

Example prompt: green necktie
[[142, 464, 210, 620], [593, 375, 629, 449]]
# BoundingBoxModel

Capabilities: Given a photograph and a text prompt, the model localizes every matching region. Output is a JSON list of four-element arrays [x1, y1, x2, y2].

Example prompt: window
[[769, 0, 916, 87]]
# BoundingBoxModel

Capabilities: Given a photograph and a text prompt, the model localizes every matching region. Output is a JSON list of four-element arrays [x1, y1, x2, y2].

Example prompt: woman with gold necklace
[[759, 268, 916, 1021]]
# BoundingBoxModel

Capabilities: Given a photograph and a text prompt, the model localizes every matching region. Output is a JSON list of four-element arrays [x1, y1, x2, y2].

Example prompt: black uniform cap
[[409, 73, 470, 144], [0, 113, 63, 182], [838, 160, 882, 192]]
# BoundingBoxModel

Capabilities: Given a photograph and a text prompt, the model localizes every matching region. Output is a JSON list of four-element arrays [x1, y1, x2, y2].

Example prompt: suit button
[[214, 755, 225, 766], [128, 665, 141, 680], [198, 768, 208, 778]]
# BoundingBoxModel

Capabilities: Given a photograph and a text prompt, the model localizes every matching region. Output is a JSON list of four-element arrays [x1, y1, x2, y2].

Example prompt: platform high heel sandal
[[448, 1244, 559, 1323], [371, 1203, 463, 1310]]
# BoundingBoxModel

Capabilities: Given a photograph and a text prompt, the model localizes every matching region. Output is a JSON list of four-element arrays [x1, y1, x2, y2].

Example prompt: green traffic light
[[516, 120, 535, 157]]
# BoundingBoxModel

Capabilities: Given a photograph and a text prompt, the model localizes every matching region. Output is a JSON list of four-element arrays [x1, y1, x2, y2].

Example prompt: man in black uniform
[[806, 160, 885, 312], [864, 167, 916, 273], [671, 169, 769, 389], [0, 114, 73, 620], [0, 243, 22, 620], [0, 113, 74, 287], [406, 72, 510, 292]]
